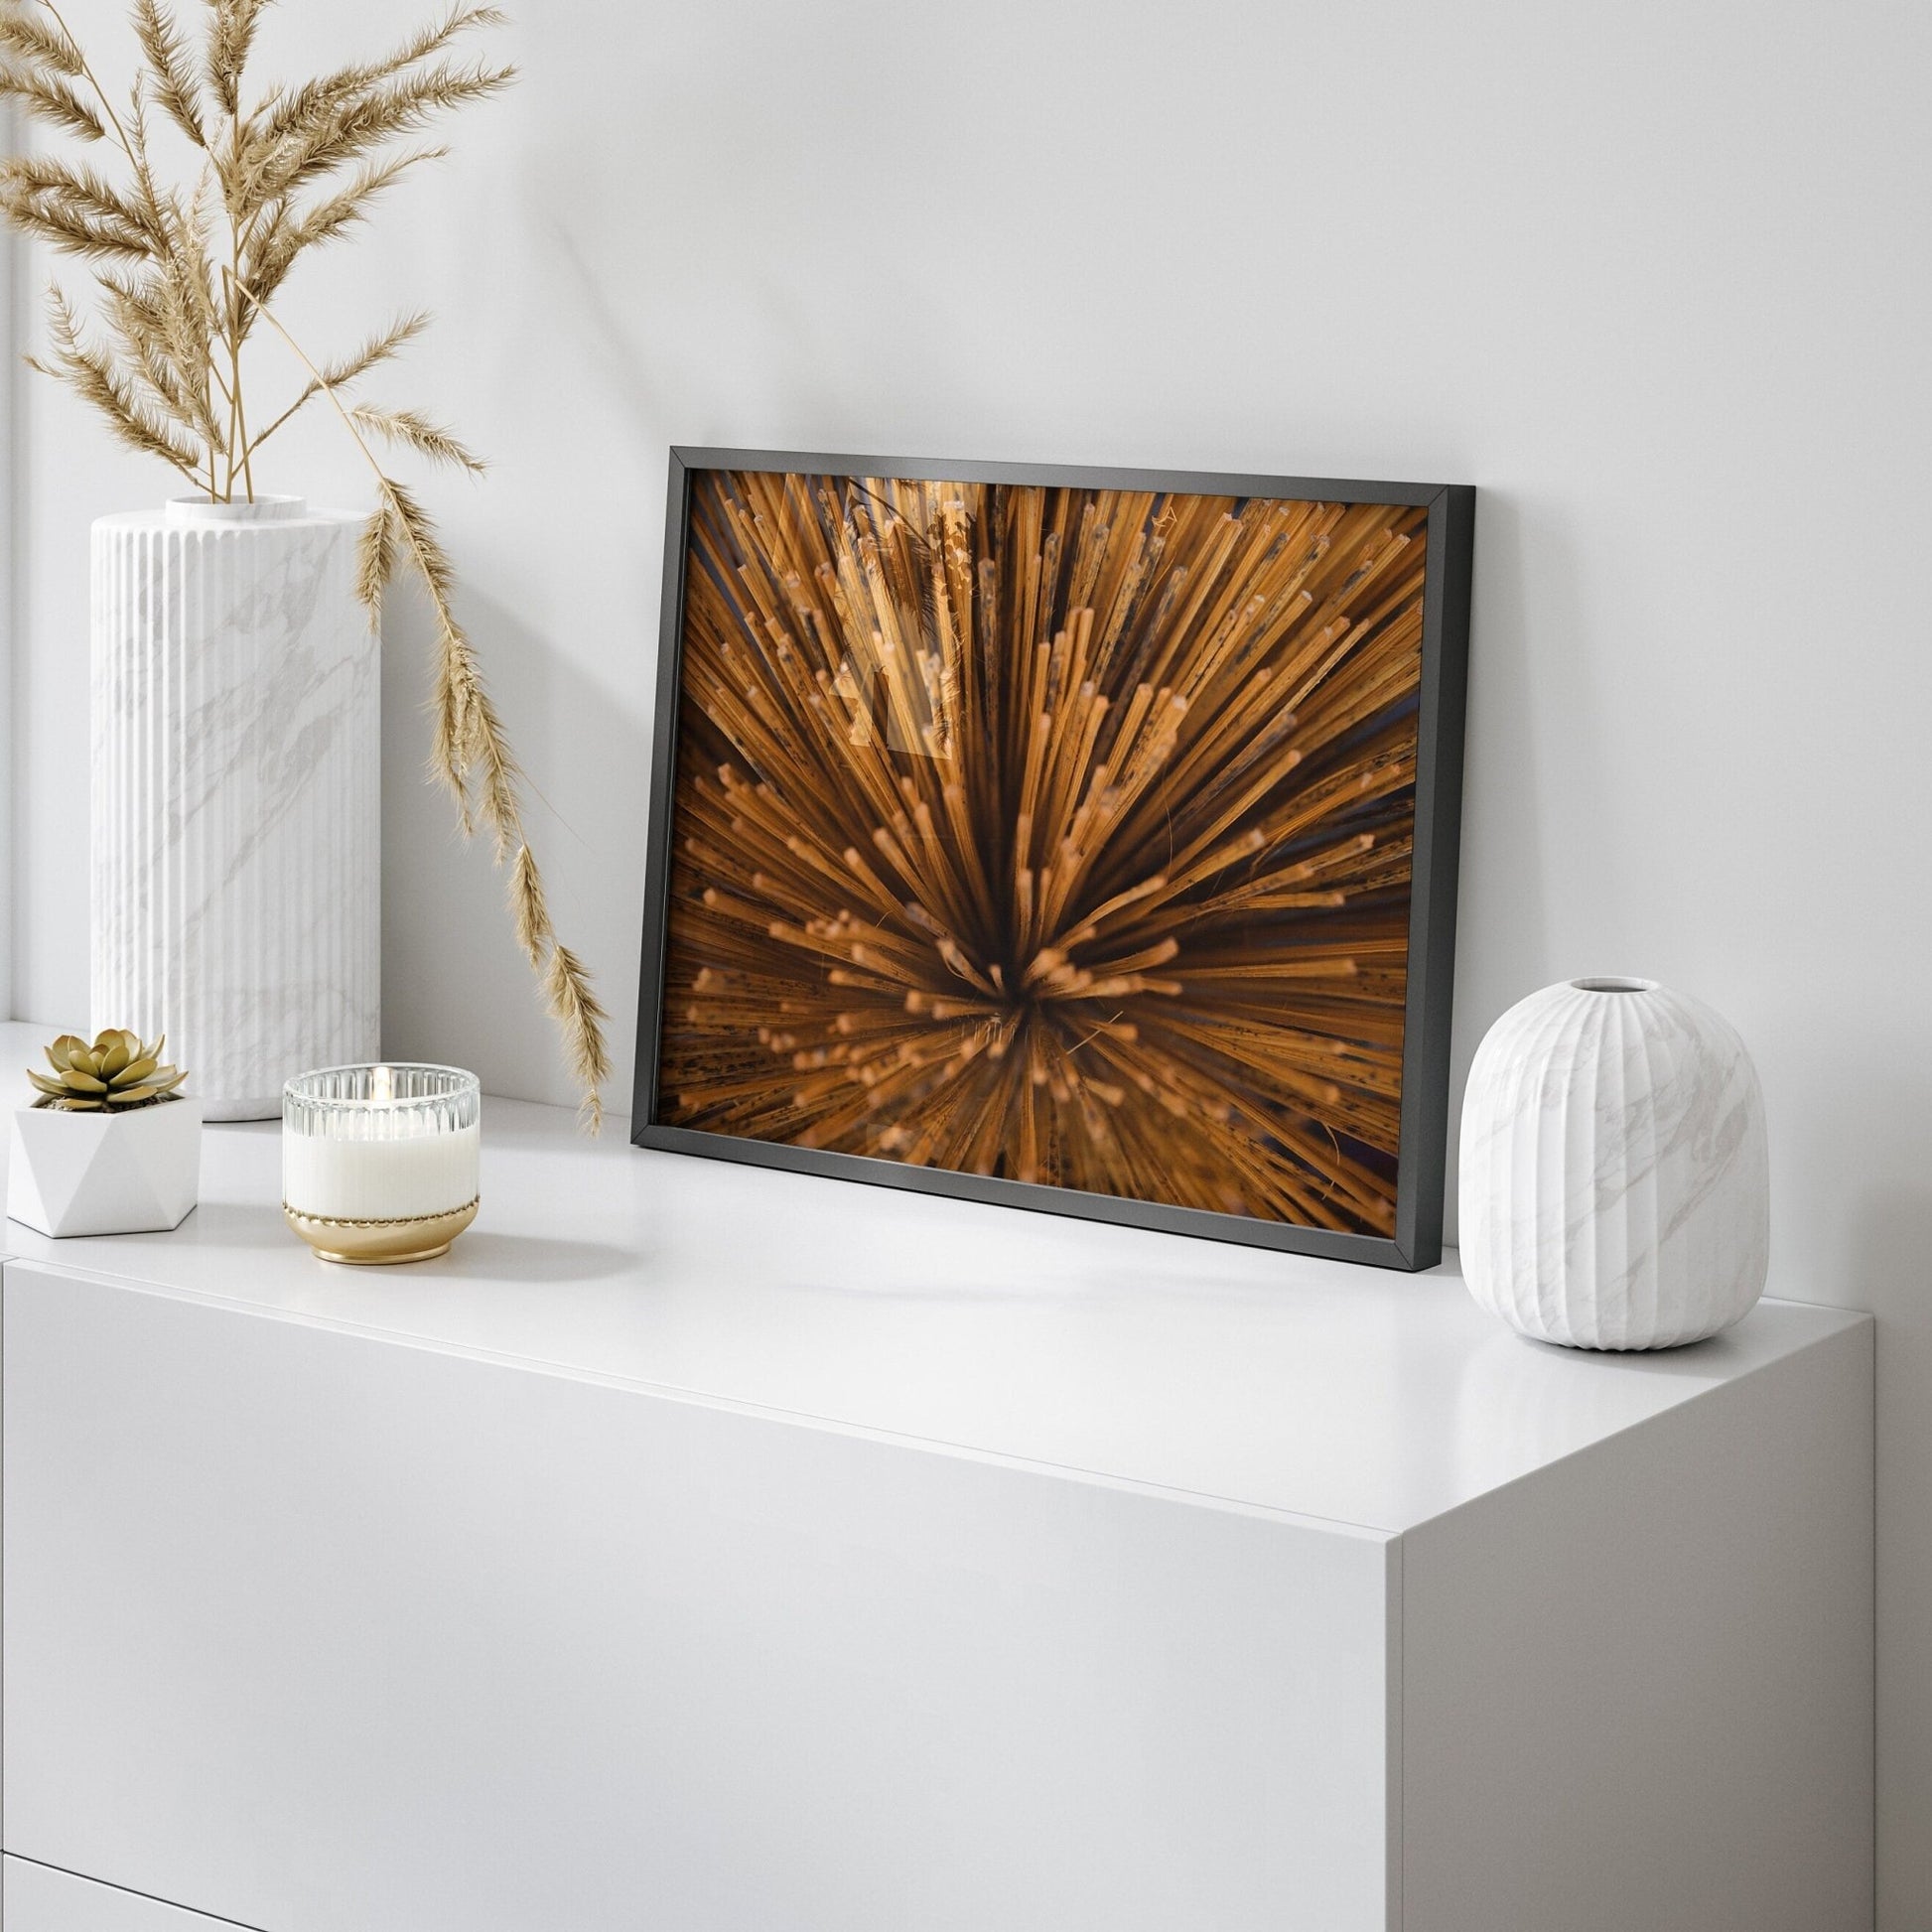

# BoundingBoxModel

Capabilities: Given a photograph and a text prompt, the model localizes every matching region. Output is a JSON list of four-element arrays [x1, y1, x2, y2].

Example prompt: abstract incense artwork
[[635, 452, 1472, 1269]]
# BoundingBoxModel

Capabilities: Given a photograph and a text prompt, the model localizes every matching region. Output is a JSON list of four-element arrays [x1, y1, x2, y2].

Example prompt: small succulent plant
[[27, 1029, 188, 1111]]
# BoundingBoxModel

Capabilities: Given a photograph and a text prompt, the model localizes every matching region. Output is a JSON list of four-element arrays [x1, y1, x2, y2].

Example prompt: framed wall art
[[634, 450, 1472, 1269]]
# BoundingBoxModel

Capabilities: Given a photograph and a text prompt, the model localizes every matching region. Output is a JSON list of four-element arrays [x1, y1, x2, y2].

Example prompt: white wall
[[1, 103, 15, 1026], [9, 0, 1930, 1918]]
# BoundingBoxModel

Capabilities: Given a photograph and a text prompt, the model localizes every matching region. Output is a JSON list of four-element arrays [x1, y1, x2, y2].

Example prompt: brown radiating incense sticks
[[659, 472, 1431, 1236]]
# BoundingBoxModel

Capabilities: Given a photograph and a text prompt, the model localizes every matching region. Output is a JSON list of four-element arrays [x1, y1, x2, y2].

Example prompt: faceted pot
[[1457, 977, 1769, 1350], [91, 495, 379, 1120], [6, 1098, 205, 1238]]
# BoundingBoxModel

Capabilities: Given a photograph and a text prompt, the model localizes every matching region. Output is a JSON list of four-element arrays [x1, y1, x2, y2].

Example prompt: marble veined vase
[[1458, 977, 1769, 1350], [91, 495, 379, 1121]]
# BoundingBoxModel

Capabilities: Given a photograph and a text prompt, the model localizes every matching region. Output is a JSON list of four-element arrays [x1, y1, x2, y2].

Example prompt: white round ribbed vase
[[1458, 978, 1769, 1350], [90, 496, 379, 1120]]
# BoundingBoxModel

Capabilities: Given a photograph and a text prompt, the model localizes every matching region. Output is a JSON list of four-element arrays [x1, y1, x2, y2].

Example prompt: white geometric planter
[[1458, 977, 1770, 1350], [6, 1098, 204, 1238], [91, 496, 380, 1121]]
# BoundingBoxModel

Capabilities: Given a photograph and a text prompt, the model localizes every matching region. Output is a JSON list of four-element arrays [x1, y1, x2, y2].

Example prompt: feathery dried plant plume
[[0, 0, 609, 1124], [660, 472, 1428, 1236]]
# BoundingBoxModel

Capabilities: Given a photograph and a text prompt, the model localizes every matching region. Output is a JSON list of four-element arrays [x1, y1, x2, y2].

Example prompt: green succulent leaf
[[108, 1071, 186, 1105], [30, 1028, 187, 1109], [46, 1034, 88, 1071]]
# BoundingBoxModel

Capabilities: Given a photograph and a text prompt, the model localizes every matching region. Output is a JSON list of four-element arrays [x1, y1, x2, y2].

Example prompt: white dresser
[[0, 1026, 1873, 1931]]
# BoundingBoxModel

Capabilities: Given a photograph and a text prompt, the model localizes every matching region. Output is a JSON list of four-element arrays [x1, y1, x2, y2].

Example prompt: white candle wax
[[284, 1121, 479, 1221]]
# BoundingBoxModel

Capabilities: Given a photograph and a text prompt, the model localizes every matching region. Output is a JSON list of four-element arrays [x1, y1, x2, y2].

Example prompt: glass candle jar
[[282, 1063, 481, 1264]]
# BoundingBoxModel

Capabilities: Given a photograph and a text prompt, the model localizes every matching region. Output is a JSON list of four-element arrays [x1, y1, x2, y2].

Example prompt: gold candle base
[[283, 1198, 480, 1265]]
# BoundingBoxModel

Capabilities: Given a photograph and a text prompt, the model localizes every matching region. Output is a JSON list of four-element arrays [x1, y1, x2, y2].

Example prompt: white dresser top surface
[[0, 1023, 1863, 1534]]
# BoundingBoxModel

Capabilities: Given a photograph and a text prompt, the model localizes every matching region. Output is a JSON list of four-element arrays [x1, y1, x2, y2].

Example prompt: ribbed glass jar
[[283, 1063, 481, 1225]]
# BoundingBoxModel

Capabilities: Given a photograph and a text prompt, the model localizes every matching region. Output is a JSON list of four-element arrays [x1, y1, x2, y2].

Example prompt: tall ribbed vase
[[90, 495, 379, 1121], [1458, 977, 1769, 1349]]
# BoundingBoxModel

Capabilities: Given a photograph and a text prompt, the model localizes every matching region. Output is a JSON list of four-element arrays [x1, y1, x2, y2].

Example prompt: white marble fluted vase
[[1458, 978, 1769, 1349], [91, 496, 379, 1120]]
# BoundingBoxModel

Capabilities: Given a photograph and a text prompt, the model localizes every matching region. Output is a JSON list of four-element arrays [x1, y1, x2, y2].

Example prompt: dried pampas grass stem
[[0, 0, 609, 1123], [240, 283, 610, 1126]]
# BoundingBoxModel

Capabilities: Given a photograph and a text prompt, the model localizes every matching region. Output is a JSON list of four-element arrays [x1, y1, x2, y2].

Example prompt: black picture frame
[[634, 448, 1473, 1271]]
